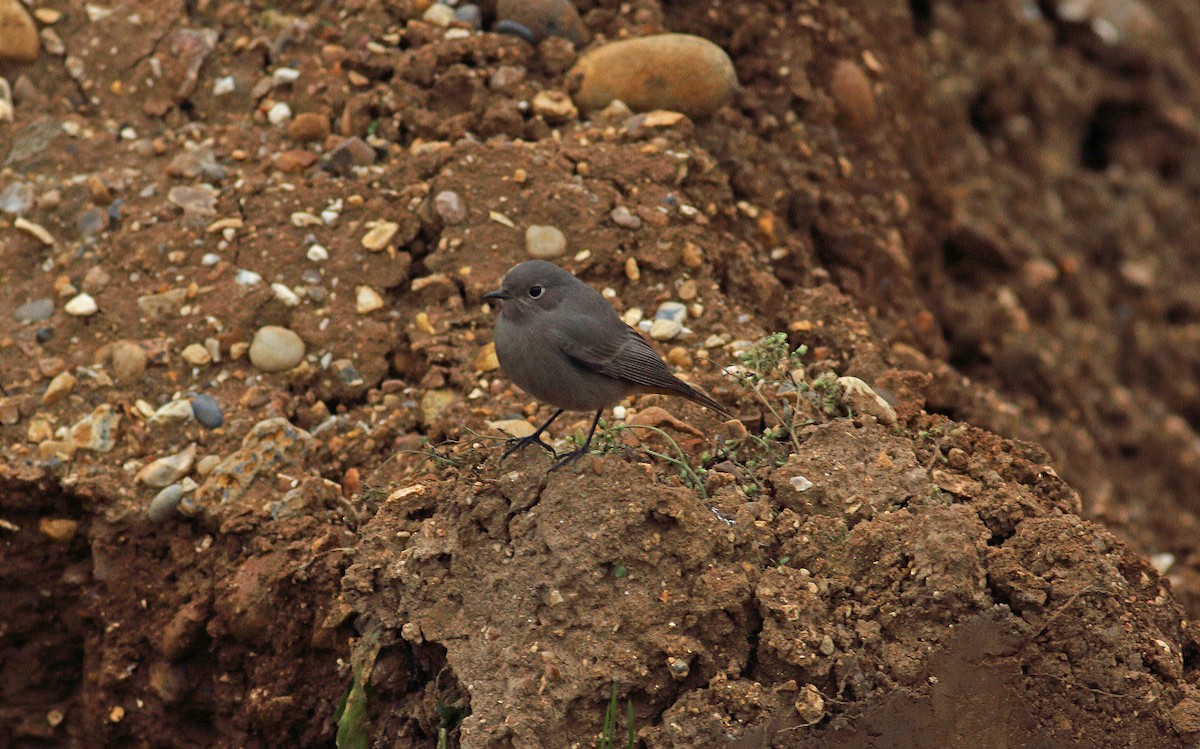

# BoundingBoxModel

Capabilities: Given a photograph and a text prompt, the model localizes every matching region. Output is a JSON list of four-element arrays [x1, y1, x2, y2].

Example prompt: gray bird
[[484, 260, 731, 469]]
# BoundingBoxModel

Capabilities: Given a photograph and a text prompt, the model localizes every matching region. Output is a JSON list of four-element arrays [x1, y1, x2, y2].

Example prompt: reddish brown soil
[[4, 0, 1200, 747]]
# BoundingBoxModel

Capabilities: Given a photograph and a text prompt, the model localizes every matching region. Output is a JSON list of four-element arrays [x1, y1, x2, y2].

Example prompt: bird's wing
[[558, 323, 685, 393]]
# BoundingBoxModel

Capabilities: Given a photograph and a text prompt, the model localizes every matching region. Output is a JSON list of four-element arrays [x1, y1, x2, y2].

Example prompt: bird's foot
[[547, 445, 592, 472], [501, 433, 557, 462]]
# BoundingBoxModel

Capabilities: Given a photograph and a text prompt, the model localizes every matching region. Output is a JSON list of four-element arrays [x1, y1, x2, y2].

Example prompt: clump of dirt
[[3, 0, 1200, 746]]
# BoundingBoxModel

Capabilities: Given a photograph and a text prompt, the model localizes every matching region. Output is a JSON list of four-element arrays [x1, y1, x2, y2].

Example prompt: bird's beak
[[483, 289, 510, 301]]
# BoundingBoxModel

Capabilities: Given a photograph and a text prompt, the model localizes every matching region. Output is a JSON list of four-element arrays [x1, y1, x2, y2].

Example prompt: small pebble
[[137, 444, 196, 488], [15, 216, 54, 245], [271, 283, 301, 307], [38, 518, 77, 542], [196, 454, 221, 476], [624, 257, 640, 282], [35, 326, 53, 343], [649, 318, 682, 341], [830, 60, 876, 129], [167, 184, 218, 218], [525, 224, 567, 259], [361, 221, 399, 251], [568, 34, 737, 117], [622, 308, 644, 326], [267, 102, 292, 125], [434, 190, 467, 224], [682, 242, 703, 268], [611, 206, 642, 229], [357, 286, 384, 314], [0, 181, 34, 214], [307, 244, 329, 262], [147, 484, 184, 523], [213, 76, 235, 96], [495, 0, 587, 45], [110, 341, 147, 384], [235, 269, 263, 286], [150, 399, 194, 424], [14, 297, 53, 322], [789, 475, 813, 492], [656, 301, 688, 324], [678, 279, 698, 301], [180, 343, 211, 366], [287, 112, 331, 142], [190, 394, 223, 429], [487, 419, 536, 438], [455, 4, 482, 29], [64, 293, 98, 316], [0, 0, 39, 63], [249, 326, 305, 373], [42, 370, 76, 404], [532, 90, 578, 123], [666, 347, 692, 368], [272, 67, 300, 86], [423, 2, 455, 26], [475, 342, 500, 372]]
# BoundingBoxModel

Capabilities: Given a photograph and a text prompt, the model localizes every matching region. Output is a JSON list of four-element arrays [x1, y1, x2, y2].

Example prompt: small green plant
[[436, 699, 466, 749], [598, 683, 636, 749], [592, 420, 708, 500], [335, 629, 381, 749], [729, 333, 814, 454]]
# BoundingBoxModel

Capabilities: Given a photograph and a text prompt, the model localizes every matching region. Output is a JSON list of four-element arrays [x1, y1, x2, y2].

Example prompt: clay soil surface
[[4, 0, 1200, 747]]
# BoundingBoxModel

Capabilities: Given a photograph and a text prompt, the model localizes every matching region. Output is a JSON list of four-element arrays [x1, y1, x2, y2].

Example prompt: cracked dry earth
[[4, 0, 1200, 747]]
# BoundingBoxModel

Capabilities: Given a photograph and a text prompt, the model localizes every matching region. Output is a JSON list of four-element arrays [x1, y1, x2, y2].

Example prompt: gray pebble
[[525, 224, 567, 259], [494, 19, 535, 43], [14, 297, 53, 322], [655, 301, 688, 324], [611, 206, 642, 229], [249, 325, 306, 373], [434, 190, 467, 225], [0, 181, 34, 215], [455, 4, 482, 28], [191, 394, 223, 429], [147, 484, 184, 523], [77, 207, 108, 236]]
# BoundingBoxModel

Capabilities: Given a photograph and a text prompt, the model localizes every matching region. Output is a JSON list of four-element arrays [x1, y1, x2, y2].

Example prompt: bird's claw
[[548, 446, 591, 472], [501, 434, 557, 463]]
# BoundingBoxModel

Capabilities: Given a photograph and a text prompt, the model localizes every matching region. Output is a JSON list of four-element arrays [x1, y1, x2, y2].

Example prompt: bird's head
[[484, 260, 576, 321]]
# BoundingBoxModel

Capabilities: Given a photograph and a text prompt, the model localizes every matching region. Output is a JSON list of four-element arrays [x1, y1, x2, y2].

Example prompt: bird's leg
[[501, 408, 564, 462], [549, 408, 604, 472]]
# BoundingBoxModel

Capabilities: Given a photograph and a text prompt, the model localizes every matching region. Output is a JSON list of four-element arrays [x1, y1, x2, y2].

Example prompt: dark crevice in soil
[[740, 606, 764, 681], [1079, 101, 1145, 171], [0, 484, 91, 743], [909, 0, 934, 35]]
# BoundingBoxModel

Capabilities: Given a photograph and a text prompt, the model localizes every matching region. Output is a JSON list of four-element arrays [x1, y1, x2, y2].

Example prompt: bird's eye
[[528, 285, 543, 298]]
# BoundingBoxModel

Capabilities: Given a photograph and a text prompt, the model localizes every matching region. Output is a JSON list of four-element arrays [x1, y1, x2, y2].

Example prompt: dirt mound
[[3, 0, 1200, 746]]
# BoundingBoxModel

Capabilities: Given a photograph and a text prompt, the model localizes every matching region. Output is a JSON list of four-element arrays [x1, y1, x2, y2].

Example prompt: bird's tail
[[675, 381, 732, 419]]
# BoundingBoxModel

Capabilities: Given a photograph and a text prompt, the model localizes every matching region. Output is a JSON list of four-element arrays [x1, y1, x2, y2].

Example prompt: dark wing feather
[[557, 323, 731, 416]]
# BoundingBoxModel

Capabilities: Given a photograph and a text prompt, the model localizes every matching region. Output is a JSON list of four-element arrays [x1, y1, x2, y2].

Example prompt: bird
[[483, 259, 731, 469]]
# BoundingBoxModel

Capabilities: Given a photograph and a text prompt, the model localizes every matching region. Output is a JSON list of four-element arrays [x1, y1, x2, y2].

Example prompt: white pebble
[[64, 293, 98, 316], [306, 244, 329, 262], [272, 67, 300, 86], [267, 102, 292, 125], [213, 76, 236, 96], [271, 283, 301, 306], [789, 476, 813, 492], [201, 253, 220, 266], [356, 285, 384, 314], [235, 269, 262, 285]]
